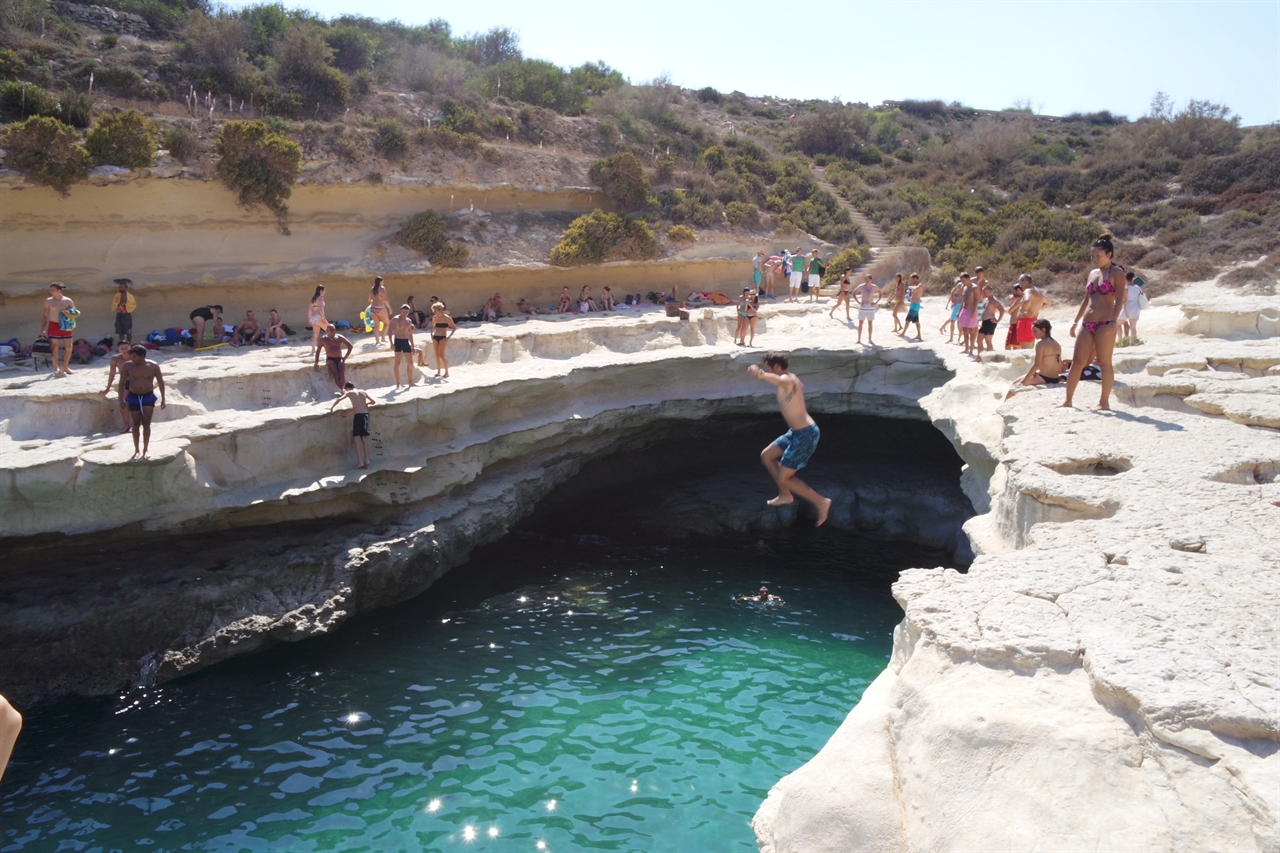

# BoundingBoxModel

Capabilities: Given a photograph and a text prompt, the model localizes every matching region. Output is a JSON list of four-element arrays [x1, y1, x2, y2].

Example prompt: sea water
[[1, 528, 945, 852]]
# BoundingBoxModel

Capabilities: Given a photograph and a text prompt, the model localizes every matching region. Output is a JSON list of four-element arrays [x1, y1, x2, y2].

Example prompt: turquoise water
[[1, 529, 937, 852]]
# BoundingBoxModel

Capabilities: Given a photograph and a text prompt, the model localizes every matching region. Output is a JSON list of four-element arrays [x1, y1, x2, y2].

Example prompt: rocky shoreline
[[2, 294, 1277, 849]]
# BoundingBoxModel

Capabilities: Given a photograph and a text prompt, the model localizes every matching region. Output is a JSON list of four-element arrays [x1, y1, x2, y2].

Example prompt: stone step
[[813, 166, 891, 247]]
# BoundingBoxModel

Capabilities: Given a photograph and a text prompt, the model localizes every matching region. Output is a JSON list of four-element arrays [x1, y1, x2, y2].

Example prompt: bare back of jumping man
[[747, 351, 832, 527]]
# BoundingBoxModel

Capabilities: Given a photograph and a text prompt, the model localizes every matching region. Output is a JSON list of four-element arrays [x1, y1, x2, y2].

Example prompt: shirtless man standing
[[978, 284, 1005, 355], [389, 304, 417, 389], [329, 381, 376, 469], [314, 324, 354, 392], [853, 274, 882, 346], [368, 276, 392, 345], [40, 283, 78, 376], [1015, 274, 1053, 350], [118, 344, 166, 459], [748, 351, 832, 526], [957, 273, 981, 357], [101, 341, 133, 432], [828, 268, 853, 320], [900, 273, 924, 341], [1005, 319, 1063, 399]]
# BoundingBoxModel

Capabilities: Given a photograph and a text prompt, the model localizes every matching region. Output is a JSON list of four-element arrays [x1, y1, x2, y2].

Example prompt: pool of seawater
[[1, 527, 940, 852]]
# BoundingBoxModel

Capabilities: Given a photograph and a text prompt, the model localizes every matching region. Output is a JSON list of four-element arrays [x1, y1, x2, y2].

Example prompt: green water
[[2, 529, 936, 852]]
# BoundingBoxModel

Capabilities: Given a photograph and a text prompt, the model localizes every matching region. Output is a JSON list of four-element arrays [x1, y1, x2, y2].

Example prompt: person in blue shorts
[[747, 351, 832, 526], [118, 344, 166, 460]]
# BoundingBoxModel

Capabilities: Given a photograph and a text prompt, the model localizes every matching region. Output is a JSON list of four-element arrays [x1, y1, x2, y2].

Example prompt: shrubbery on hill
[[587, 151, 651, 211], [1, 115, 90, 194], [214, 120, 303, 229], [86, 109, 157, 168], [394, 209, 470, 267], [549, 210, 655, 265]]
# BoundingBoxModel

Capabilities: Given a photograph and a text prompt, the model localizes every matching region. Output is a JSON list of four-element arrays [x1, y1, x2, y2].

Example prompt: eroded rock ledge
[[753, 305, 1280, 851]]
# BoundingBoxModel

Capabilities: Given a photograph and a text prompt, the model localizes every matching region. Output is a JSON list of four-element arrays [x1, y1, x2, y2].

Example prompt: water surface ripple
[[2, 530, 932, 852]]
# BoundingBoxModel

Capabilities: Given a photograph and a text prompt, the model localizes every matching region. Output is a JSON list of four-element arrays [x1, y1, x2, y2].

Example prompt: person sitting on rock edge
[[1005, 319, 1064, 399]]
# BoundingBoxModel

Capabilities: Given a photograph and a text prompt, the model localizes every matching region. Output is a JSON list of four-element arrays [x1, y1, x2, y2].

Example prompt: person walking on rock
[[368, 276, 392, 345], [829, 268, 853, 321], [748, 351, 832, 527], [890, 273, 907, 333]]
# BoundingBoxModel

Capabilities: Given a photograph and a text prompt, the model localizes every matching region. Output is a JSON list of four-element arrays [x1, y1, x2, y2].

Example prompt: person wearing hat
[[111, 278, 136, 344]]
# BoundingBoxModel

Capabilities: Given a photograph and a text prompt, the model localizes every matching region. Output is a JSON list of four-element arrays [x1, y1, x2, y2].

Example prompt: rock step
[[813, 166, 891, 247]]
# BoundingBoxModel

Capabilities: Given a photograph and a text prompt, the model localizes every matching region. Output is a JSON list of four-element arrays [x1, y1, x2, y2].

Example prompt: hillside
[[1, 0, 1277, 294]]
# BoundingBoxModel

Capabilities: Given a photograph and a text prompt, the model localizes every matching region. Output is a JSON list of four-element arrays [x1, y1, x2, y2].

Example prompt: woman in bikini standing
[[429, 301, 457, 378], [369, 276, 392, 345], [1063, 232, 1124, 411], [308, 285, 327, 356]]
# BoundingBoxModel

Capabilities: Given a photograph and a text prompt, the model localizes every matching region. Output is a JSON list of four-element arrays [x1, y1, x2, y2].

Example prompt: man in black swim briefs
[[118, 344, 166, 459], [314, 324, 354, 392], [389, 304, 418, 389]]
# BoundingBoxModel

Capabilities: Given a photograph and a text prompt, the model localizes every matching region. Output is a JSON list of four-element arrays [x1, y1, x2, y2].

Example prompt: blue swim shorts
[[125, 392, 157, 410], [773, 423, 820, 471]]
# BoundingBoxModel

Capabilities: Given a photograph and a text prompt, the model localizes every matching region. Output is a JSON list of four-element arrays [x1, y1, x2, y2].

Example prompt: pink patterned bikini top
[[1087, 265, 1123, 296]]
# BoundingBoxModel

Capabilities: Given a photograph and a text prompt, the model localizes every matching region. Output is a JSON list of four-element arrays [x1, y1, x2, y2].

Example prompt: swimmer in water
[[736, 586, 782, 604]]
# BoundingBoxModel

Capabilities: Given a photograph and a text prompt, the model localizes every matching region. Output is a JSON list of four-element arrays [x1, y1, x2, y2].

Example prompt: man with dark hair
[[900, 273, 924, 341], [314, 323, 354, 392], [389, 304, 417, 389], [1005, 319, 1063, 399], [189, 304, 223, 346], [747, 351, 832, 526], [232, 310, 264, 346], [119, 344, 166, 459], [330, 381, 376, 469], [111, 278, 136, 344]]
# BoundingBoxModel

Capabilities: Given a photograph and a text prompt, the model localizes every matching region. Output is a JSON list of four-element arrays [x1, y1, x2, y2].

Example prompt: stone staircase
[[813, 165, 929, 283], [813, 165, 890, 248]]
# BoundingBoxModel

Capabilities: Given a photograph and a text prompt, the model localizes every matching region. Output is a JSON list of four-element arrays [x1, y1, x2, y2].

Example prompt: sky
[[225, 0, 1280, 126]]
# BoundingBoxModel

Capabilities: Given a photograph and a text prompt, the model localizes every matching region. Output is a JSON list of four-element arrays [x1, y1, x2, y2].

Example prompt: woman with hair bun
[[1063, 233, 1125, 411]]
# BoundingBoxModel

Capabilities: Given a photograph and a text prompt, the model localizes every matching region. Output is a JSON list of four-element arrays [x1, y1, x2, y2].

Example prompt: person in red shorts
[[1014, 273, 1053, 349], [39, 282, 78, 376]]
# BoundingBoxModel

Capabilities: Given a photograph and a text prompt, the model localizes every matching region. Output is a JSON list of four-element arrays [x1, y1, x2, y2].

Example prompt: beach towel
[[705, 292, 733, 305]]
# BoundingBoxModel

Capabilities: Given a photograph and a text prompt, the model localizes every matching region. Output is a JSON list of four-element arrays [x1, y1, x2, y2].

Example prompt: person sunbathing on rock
[[601, 287, 617, 311], [1005, 319, 1063, 399], [556, 287, 573, 313], [232, 310, 264, 346]]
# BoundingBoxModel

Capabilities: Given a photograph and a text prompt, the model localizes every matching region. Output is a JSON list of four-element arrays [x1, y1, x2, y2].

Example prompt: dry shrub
[[1140, 247, 1174, 269], [1218, 256, 1277, 293], [1165, 258, 1217, 282]]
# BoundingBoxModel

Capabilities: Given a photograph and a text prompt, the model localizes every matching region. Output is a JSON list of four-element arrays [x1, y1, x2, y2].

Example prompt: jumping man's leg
[[761, 443, 793, 505]]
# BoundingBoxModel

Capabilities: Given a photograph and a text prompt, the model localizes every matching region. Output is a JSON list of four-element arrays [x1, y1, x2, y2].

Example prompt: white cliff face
[[753, 303, 1280, 852], [2, 293, 1278, 850]]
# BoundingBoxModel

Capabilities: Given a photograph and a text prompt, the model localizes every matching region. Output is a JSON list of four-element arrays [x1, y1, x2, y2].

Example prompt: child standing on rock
[[330, 382, 376, 469]]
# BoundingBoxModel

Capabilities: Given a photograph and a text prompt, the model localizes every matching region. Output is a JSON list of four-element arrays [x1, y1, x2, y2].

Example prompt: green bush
[[0, 80, 56, 122], [373, 118, 407, 157], [326, 25, 375, 73], [667, 224, 696, 243], [549, 209, 656, 265], [85, 109, 156, 167], [587, 151, 651, 211], [724, 199, 759, 227], [394, 209, 470, 267], [481, 145, 501, 164], [695, 86, 721, 104], [60, 89, 92, 128], [821, 247, 868, 288], [214, 120, 303, 228], [490, 114, 515, 138], [1, 115, 90, 195], [162, 124, 198, 163]]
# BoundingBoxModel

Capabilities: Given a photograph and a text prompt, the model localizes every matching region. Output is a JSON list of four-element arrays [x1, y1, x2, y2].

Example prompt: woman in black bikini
[[1063, 233, 1124, 411], [428, 301, 457, 378]]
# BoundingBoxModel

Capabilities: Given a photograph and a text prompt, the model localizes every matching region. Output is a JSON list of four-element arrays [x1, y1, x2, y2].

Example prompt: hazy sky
[[226, 0, 1280, 126]]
